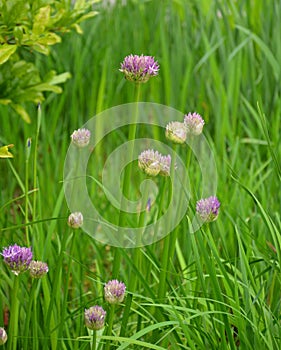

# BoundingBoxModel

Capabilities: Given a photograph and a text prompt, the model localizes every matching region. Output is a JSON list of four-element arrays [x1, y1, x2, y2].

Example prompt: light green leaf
[[45, 71, 71, 85], [25, 83, 62, 94], [0, 44, 17, 65], [33, 6, 51, 35], [76, 11, 99, 23], [11, 104, 31, 123], [0, 99, 12, 105], [0, 145, 14, 158], [72, 23, 83, 34], [37, 33, 62, 46]]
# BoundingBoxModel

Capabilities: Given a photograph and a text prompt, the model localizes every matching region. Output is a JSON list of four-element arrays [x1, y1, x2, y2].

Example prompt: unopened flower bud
[[165, 121, 187, 144], [71, 128, 91, 148], [68, 212, 83, 228], [0, 328, 7, 345], [29, 260, 49, 278], [184, 112, 205, 135]]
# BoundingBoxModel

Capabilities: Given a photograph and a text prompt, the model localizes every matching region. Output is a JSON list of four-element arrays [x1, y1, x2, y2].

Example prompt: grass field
[[1, 0, 281, 349]]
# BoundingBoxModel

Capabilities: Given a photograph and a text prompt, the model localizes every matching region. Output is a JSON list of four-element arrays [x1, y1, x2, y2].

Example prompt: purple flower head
[[104, 279, 126, 304], [120, 54, 159, 83], [29, 260, 49, 278], [165, 121, 187, 144], [84, 305, 106, 330], [71, 128, 91, 148], [184, 112, 205, 135], [1, 244, 32, 275], [68, 212, 83, 229], [196, 196, 220, 223], [0, 327, 7, 345]]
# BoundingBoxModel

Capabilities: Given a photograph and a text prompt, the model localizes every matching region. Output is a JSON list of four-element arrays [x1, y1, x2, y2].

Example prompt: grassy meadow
[[1, 0, 281, 349]]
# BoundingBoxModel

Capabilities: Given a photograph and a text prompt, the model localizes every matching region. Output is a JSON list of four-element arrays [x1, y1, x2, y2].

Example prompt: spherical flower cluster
[[68, 212, 83, 228], [29, 260, 49, 278], [184, 112, 205, 135], [0, 327, 7, 345], [138, 149, 171, 177], [120, 54, 159, 83], [196, 196, 220, 223], [2, 244, 33, 275], [104, 279, 126, 304], [84, 305, 106, 330], [71, 128, 91, 148], [165, 121, 187, 144], [158, 154, 171, 176]]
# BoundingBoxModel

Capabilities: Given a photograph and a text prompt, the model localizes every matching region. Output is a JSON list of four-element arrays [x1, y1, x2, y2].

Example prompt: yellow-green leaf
[[0, 44, 17, 65], [33, 6, 51, 35], [11, 104, 31, 123], [72, 23, 83, 34], [0, 99, 12, 105], [76, 11, 99, 23], [37, 33, 62, 46], [0, 145, 14, 158]]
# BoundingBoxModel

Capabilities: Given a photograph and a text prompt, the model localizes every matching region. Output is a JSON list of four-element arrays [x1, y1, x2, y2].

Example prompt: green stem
[[120, 292, 132, 337], [58, 231, 76, 340], [25, 139, 31, 247], [113, 83, 141, 278], [8, 275, 20, 350], [157, 149, 176, 301], [44, 232, 68, 344], [91, 330, 97, 350], [104, 304, 116, 350], [32, 104, 42, 222], [23, 280, 39, 350]]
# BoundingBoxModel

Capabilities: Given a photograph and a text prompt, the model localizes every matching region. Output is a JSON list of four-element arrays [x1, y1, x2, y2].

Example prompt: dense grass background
[[1, 0, 281, 349]]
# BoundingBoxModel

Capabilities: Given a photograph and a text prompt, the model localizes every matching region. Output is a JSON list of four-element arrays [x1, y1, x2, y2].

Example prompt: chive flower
[[0, 328, 7, 345], [120, 54, 159, 83], [184, 112, 205, 135], [138, 149, 172, 177], [104, 279, 126, 304], [159, 154, 172, 176], [84, 305, 106, 330], [68, 212, 83, 228], [71, 128, 91, 147], [165, 121, 187, 144], [138, 149, 161, 176], [196, 196, 220, 222], [1, 244, 32, 275], [29, 260, 49, 278]]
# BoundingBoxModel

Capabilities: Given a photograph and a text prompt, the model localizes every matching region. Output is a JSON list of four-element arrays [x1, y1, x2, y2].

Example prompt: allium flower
[[104, 279, 126, 304], [159, 154, 172, 176], [165, 121, 187, 144], [184, 112, 205, 135], [1, 244, 32, 275], [0, 328, 7, 345], [138, 150, 172, 177], [196, 196, 220, 222], [120, 54, 159, 83], [29, 260, 49, 278], [138, 149, 161, 176], [68, 212, 83, 228], [84, 305, 106, 330], [71, 128, 91, 147]]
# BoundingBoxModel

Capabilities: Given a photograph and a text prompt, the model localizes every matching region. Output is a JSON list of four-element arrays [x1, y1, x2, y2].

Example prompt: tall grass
[[1, 0, 280, 348]]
